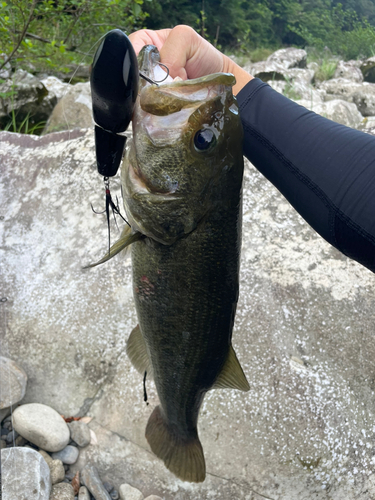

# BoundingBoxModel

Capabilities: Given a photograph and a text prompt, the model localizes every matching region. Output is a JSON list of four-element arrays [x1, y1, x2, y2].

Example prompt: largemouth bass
[[91, 45, 249, 482]]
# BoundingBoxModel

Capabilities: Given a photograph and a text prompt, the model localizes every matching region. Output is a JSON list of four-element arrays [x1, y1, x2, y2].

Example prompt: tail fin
[[145, 405, 206, 483]]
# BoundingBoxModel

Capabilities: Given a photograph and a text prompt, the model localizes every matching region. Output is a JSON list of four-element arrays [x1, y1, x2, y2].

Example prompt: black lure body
[[90, 29, 139, 177]]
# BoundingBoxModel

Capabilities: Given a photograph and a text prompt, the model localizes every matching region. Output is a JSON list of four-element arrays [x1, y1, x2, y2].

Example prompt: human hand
[[128, 25, 252, 95]]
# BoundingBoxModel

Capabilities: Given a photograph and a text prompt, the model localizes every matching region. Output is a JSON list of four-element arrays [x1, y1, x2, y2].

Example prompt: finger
[[129, 29, 172, 56]]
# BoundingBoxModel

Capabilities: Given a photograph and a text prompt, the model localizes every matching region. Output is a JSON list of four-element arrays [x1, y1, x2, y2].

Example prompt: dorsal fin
[[212, 344, 250, 391], [126, 324, 153, 378]]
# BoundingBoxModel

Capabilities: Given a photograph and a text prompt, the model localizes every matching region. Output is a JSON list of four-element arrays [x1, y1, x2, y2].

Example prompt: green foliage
[[0, 0, 149, 74]]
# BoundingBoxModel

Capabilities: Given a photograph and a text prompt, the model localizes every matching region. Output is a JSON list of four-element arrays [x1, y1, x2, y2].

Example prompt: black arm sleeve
[[237, 78, 375, 273]]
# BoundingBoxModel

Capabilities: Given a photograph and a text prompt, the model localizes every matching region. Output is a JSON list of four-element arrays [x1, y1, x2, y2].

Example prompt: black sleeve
[[237, 78, 375, 273]]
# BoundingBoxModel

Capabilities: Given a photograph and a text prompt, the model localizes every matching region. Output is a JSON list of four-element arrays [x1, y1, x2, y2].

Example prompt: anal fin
[[212, 344, 250, 391], [126, 324, 153, 378]]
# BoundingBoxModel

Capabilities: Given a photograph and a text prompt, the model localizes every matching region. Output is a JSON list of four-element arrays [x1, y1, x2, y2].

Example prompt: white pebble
[[119, 483, 144, 500], [12, 403, 70, 452]]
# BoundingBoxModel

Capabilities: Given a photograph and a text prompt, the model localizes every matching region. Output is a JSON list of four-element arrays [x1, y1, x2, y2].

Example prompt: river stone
[[119, 484, 144, 500], [0, 356, 27, 409], [50, 482, 75, 500], [0, 69, 57, 128], [81, 464, 112, 500], [1, 446, 51, 499], [40, 75, 72, 100], [52, 444, 79, 464], [79, 486, 91, 500], [267, 47, 307, 69], [43, 81, 92, 133], [360, 56, 375, 82], [334, 60, 363, 82], [12, 403, 70, 452], [68, 420, 91, 447], [295, 98, 364, 128]]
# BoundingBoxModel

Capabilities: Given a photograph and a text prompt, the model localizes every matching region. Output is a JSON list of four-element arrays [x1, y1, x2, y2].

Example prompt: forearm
[[237, 78, 375, 272]]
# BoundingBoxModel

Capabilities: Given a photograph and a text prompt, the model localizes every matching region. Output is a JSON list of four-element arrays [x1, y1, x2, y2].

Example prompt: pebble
[[0, 356, 27, 409], [0, 407, 11, 423], [0, 438, 6, 449], [78, 486, 91, 500], [51, 458, 66, 484], [15, 435, 28, 446], [50, 482, 75, 500], [119, 484, 144, 500], [12, 403, 70, 452], [103, 481, 114, 492], [6, 429, 17, 443], [1, 446, 51, 499], [52, 444, 79, 464], [68, 420, 91, 447], [81, 464, 112, 500], [111, 490, 120, 500]]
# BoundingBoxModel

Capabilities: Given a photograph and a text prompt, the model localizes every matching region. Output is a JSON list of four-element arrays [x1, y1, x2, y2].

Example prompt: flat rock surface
[[1, 446, 51, 500], [2, 129, 375, 499]]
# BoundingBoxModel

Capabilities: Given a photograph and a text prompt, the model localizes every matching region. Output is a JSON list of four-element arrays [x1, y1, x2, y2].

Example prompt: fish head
[[122, 45, 243, 244]]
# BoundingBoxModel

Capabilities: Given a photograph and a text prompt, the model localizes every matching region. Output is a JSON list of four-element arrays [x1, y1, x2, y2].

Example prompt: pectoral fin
[[212, 344, 250, 391], [83, 227, 143, 268], [126, 324, 153, 378]]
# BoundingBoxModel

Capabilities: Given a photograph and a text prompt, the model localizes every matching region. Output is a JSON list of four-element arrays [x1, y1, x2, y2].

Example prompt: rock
[[52, 444, 79, 464], [68, 420, 91, 447], [40, 76, 72, 100], [0, 407, 11, 423], [295, 98, 364, 128], [81, 464, 112, 500], [318, 77, 364, 101], [360, 56, 375, 82], [0, 69, 57, 128], [5, 429, 17, 443], [1, 446, 51, 499], [12, 403, 70, 452], [50, 458, 66, 484], [334, 60, 363, 82], [50, 482, 75, 500], [43, 81, 92, 133], [0, 438, 6, 449], [351, 84, 375, 116], [359, 116, 375, 129], [266, 47, 307, 69], [38, 448, 53, 466], [111, 490, 120, 500], [119, 484, 144, 500], [0, 54, 11, 79], [269, 80, 324, 104], [79, 486, 91, 500], [144, 497, 163, 500], [0, 356, 27, 409]]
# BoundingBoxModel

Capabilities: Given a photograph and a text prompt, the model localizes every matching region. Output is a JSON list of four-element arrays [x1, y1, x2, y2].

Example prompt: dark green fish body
[[120, 46, 248, 482]]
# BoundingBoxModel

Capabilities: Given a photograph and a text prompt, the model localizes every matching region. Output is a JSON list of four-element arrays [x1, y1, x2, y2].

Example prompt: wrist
[[222, 55, 253, 96]]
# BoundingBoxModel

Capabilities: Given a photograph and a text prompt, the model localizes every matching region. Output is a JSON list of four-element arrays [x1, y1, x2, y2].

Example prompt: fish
[[90, 44, 249, 482]]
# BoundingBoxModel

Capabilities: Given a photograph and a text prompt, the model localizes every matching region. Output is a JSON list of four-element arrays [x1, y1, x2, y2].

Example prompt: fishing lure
[[90, 29, 138, 250], [90, 30, 171, 252]]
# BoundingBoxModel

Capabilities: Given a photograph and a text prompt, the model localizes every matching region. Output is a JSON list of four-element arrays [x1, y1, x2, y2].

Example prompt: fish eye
[[193, 128, 216, 152]]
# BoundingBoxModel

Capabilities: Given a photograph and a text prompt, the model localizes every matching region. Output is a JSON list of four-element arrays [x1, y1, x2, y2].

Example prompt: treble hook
[[91, 176, 130, 253]]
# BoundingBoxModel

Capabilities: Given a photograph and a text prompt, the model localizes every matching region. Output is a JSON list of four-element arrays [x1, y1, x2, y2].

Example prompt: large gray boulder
[[1, 447, 52, 500], [334, 60, 363, 82], [43, 81, 92, 134], [295, 98, 364, 128], [2, 129, 375, 499], [0, 69, 57, 128]]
